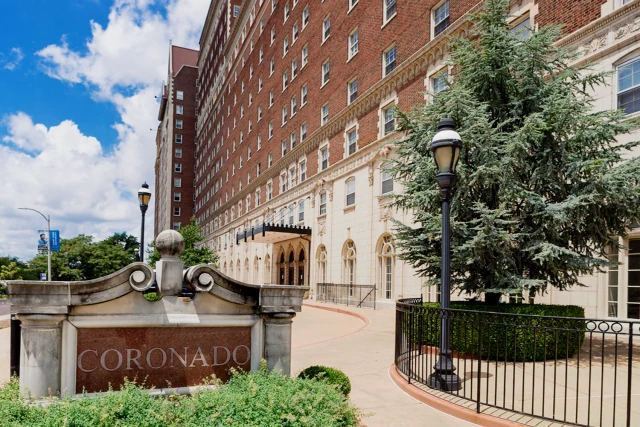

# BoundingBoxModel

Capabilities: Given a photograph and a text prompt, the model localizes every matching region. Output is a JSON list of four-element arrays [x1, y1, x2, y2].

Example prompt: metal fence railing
[[394, 297, 640, 427], [316, 283, 377, 309]]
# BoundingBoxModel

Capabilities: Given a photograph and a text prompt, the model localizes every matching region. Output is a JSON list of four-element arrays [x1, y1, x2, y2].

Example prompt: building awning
[[236, 222, 311, 245]]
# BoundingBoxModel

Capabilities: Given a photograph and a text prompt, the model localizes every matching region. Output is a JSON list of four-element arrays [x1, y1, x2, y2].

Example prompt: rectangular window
[[257, 134, 262, 149], [282, 105, 288, 124], [347, 128, 357, 155], [174, 163, 182, 172], [176, 119, 183, 129], [176, 105, 183, 114], [433, 72, 448, 94], [176, 90, 184, 100], [233, 5, 241, 17], [257, 162, 262, 175], [173, 222, 181, 230], [293, 23, 299, 42], [322, 61, 330, 85], [319, 192, 327, 215], [608, 247, 619, 317], [289, 167, 296, 188], [174, 207, 181, 216], [300, 122, 307, 140], [385, 0, 396, 22], [381, 168, 394, 194], [302, 6, 310, 28], [291, 96, 297, 115], [628, 239, 640, 318], [618, 58, 640, 115], [298, 200, 305, 222], [174, 177, 182, 187], [323, 16, 331, 41], [175, 134, 183, 144], [268, 153, 273, 167], [174, 192, 181, 202], [267, 182, 273, 200], [349, 29, 359, 58], [259, 47, 264, 62], [302, 45, 309, 67], [301, 84, 308, 105], [271, 27, 276, 45], [258, 105, 263, 120], [269, 121, 274, 138], [348, 79, 358, 104], [282, 140, 287, 156], [175, 148, 183, 158], [384, 45, 396, 76], [320, 146, 329, 170], [284, 1, 290, 20], [281, 173, 287, 192], [346, 179, 355, 206], [283, 70, 289, 90], [300, 160, 307, 182], [321, 103, 329, 125], [292, 59, 298, 79], [350, 0, 358, 9], [434, 1, 450, 37], [283, 36, 290, 55], [270, 58, 275, 75], [289, 204, 295, 225], [509, 17, 531, 40], [383, 105, 396, 135], [290, 131, 297, 149]]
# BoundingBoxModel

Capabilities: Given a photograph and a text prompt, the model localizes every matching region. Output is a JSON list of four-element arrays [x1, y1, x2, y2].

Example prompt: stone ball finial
[[155, 230, 184, 258]]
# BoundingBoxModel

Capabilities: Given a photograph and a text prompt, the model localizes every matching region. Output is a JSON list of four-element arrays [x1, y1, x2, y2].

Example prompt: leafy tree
[[392, 0, 640, 299], [28, 233, 139, 281], [147, 218, 218, 268]]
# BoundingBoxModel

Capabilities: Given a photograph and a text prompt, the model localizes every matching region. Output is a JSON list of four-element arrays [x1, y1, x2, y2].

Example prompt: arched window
[[279, 251, 286, 284], [254, 256, 260, 284], [342, 240, 357, 285], [317, 245, 327, 284], [264, 254, 271, 284], [288, 251, 295, 285], [378, 235, 395, 300], [236, 260, 241, 279], [298, 248, 306, 286], [229, 260, 234, 278], [223, 262, 228, 275], [244, 258, 250, 282]]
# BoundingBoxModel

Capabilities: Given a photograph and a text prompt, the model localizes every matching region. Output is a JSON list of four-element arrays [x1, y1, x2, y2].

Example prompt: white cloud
[[1, 47, 25, 70], [0, 0, 207, 262]]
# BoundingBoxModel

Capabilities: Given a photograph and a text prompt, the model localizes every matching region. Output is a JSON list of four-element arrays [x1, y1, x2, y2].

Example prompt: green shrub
[[143, 291, 163, 302], [405, 302, 585, 362], [0, 365, 359, 426], [298, 366, 351, 396]]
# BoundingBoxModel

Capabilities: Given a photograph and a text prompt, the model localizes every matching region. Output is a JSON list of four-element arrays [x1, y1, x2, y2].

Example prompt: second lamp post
[[427, 118, 463, 391], [138, 182, 152, 263]]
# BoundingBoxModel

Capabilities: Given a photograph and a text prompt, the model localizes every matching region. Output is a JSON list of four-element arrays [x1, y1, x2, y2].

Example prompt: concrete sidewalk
[[292, 302, 478, 427]]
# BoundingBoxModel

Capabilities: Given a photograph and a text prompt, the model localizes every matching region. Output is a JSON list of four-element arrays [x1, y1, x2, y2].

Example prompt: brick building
[[156, 0, 640, 316], [155, 44, 199, 236]]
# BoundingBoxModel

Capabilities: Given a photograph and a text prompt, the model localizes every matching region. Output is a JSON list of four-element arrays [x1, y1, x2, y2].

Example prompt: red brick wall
[[536, 0, 606, 34]]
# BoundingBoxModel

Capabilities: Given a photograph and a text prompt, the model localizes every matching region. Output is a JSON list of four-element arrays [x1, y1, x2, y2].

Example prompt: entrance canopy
[[236, 222, 312, 245]]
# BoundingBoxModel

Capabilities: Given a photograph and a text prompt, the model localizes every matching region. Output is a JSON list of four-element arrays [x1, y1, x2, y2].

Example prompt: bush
[[298, 366, 351, 396], [405, 302, 585, 362], [0, 365, 359, 426]]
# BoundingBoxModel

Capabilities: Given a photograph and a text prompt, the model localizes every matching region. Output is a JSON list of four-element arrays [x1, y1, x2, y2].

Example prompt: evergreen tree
[[392, 0, 640, 299], [146, 218, 219, 268]]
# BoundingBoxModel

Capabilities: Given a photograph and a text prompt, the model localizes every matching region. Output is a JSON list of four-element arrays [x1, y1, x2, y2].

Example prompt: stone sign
[[75, 327, 251, 393]]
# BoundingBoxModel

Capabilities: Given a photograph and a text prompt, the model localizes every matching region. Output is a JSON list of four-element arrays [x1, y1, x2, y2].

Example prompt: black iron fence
[[317, 283, 377, 309], [395, 298, 640, 427]]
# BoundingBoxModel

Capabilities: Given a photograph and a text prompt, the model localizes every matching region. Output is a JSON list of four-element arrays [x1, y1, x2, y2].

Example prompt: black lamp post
[[427, 118, 463, 391], [138, 182, 152, 263]]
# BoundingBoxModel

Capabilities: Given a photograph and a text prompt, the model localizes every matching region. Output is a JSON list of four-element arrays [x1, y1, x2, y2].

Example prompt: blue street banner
[[40, 273, 47, 281], [37, 230, 61, 251], [49, 230, 60, 251]]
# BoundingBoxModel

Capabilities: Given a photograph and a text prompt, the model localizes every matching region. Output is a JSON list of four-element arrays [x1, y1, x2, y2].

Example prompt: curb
[[388, 364, 525, 427], [293, 302, 371, 349]]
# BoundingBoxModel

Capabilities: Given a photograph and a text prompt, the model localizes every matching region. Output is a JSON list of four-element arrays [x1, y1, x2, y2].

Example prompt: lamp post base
[[427, 372, 462, 391]]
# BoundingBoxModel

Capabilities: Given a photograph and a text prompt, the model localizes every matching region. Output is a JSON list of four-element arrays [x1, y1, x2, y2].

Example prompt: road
[[0, 301, 9, 317]]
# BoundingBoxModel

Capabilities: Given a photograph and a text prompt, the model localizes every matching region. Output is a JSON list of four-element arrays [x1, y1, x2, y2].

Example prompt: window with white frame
[[282, 105, 288, 124], [345, 178, 355, 206], [174, 163, 182, 173], [320, 145, 329, 170], [319, 191, 327, 215], [175, 148, 182, 158], [349, 29, 359, 58], [381, 167, 394, 194], [302, 45, 309, 67], [173, 222, 181, 230], [284, 1, 290, 20], [289, 167, 297, 188], [302, 6, 309, 28], [256, 189, 261, 206], [283, 70, 289, 90], [268, 152, 273, 167], [281, 140, 287, 157], [618, 58, 640, 115], [323, 16, 331, 41], [432, 72, 448, 94], [259, 47, 264, 62], [350, 0, 358, 10], [257, 162, 262, 175], [378, 235, 395, 299], [272, 0, 276, 12], [317, 245, 327, 282], [247, 146, 252, 159], [269, 90, 274, 106], [280, 172, 287, 192], [176, 105, 183, 114], [233, 5, 241, 17], [258, 105, 263, 120], [301, 84, 308, 105], [174, 207, 181, 216], [267, 182, 273, 200], [176, 119, 183, 129], [608, 239, 640, 318], [292, 59, 298, 79], [259, 77, 263, 92], [433, 0, 450, 37], [383, 104, 396, 135], [298, 199, 305, 222], [299, 160, 307, 181], [257, 134, 262, 150], [321, 103, 329, 125], [293, 22, 299, 42], [322, 61, 330, 85], [288, 204, 295, 225], [347, 128, 357, 155], [269, 121, 274, 138], [348, 79, 358, 104], [271, 27, 276, 45], [174, 192, 181, 202], [283, 36, 290, 56], [174, 177, 182, 187], [291, 96, 297, 115], [384, 0, 396, 23], [300, 122, 307, 140], [509, 17, 531, 40], [175, 134, 183, 144], [290, 131, 297, 149], [384, 45, 396, 76], [342, 240, 357, 285], [176, 90, 184, 100]]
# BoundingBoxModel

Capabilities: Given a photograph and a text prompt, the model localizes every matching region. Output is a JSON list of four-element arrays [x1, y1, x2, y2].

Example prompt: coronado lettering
[[77, 345, 250, 372]]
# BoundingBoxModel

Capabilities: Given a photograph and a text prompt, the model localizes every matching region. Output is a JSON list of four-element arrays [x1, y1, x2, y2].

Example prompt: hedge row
[[403, 301, 585, 362], [0, 365, 359, 426]]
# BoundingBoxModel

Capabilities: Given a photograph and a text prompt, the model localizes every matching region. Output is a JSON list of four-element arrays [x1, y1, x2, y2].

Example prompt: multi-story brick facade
[[156, 0, 640, 316], [155, 44, 198, 236]]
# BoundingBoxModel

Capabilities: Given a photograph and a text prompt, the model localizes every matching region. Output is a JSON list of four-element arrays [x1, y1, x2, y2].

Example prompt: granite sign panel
[[76, 327, 251, 393]]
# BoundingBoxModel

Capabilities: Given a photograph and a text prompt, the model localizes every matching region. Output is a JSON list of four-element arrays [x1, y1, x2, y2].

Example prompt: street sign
[[40, 273, 46, 281]]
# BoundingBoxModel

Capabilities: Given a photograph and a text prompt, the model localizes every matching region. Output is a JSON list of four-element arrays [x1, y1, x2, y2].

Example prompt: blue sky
[[0, 0, 208, 262]]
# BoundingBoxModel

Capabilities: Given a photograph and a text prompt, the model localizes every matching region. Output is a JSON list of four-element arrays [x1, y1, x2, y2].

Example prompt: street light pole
[[138, 182, 152, 263], [18, 208, 51, 281], [427, 118, 463, 392]]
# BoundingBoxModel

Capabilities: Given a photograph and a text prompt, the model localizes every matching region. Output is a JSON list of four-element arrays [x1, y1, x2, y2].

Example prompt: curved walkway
[[291, 302, 479, 427]]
